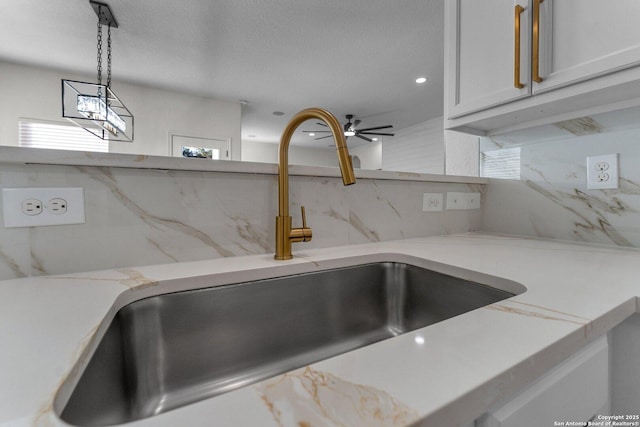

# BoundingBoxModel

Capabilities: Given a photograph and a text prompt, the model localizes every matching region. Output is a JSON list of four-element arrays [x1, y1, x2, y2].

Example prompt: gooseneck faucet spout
[[275, 107, 356, 260]]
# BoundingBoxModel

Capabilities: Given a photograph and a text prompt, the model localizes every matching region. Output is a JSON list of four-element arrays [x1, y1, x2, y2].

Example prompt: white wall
[[0, 61, 242, 159], [382, 117, 445, 174], [242, 140, 344, 167], [242, 140, 383, 170], [351, 141, 382, 170], [445, 129, 479, 176]]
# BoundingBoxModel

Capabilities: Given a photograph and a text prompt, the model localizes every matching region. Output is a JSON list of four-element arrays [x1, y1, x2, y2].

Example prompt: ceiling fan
[[303, 114, 394, 142]]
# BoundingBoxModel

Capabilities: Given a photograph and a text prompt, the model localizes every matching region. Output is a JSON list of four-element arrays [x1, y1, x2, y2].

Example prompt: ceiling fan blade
[[303, 130, 331, 133], [357, 125, 393, 132], [315, 135, 333, 140], [353, 119, 361, 128], [355, 134, 373, 142], [359, 132, 395, 136], [317, 122, 328, 127]]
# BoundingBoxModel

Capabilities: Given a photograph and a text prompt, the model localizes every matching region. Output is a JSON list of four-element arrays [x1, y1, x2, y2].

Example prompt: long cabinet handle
[[514, 5, 525, 88], [532, 0, 544, 83]]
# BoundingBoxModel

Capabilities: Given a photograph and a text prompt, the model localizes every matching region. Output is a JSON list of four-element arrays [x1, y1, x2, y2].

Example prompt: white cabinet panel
[[476, 335, 609, 427], [446, 0, 530, 119], [611, 313, 640, 413], [536, 0, 640, 93]]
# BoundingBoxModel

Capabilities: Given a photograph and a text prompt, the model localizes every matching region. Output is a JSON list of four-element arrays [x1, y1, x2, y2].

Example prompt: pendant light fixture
[[62, 1, 134, 142]]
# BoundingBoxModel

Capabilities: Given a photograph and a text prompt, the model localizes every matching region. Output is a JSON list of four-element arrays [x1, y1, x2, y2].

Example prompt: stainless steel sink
[[59, 261, 520, 426]]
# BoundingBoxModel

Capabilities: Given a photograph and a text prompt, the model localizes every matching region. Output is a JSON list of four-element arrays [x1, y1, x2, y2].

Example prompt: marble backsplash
[[0, 161, 483, 281], [483, 127, 640, 247]]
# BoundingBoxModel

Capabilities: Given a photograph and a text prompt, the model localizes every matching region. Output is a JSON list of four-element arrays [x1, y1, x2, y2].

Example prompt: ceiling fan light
[[344, 130, 356, 137]]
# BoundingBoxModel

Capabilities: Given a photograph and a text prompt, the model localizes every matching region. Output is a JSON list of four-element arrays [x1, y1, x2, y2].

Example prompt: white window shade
[[19, 120, 108, 152]]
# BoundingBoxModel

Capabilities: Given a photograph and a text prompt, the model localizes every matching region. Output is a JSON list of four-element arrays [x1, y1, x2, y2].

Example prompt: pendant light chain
[[96, 15, 103, 87], [107, 24, 112, 89], [95, 6, 113, 91]]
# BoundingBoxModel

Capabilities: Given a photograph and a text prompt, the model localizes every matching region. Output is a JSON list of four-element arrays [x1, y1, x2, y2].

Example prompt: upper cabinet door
[[534, 0, 640, 93], [446, 0, 531, 119]]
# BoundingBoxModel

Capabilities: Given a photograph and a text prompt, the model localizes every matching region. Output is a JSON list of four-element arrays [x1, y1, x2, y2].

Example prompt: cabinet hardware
[[514, 5, 526, 88], [532, 0, 544, 83]]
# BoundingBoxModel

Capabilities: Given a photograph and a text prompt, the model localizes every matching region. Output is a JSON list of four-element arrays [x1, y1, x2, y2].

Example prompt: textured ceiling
[[0, 0, 444, 147]]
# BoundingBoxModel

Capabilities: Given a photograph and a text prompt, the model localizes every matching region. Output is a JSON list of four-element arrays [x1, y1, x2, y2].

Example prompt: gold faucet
[[274, 108, 356, 260]]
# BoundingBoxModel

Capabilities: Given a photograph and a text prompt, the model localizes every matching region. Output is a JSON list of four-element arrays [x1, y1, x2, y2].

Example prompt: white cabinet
[[610, 313, 640, 413], [475, 335, 609, 427], [446, 0, 530, 119], [536, 0, 640, 93], [445, 0, 640, 134]]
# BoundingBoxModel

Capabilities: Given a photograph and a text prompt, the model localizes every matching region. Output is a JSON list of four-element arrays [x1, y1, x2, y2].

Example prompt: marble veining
[[509, 300, 592, 321], [553, 117, 604, 136], [0, 248, 26, 278], [483, 129, 640, 247], [33, 324, 99, 427], [41, 268, 156, 289], [116, 268, 158, 289], [147, 238, 180, 262], [80, 166, 236, 257], [486, 300, 589, 327], [348, 212, 381, 242], [255, 367, 419, 427], [231, 216, 271, 252], [524, 180, 634, 246], [0, 161, 482, 280]]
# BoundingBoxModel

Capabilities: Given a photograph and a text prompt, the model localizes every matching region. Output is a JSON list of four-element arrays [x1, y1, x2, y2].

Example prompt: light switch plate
[[446, 192, 481, 210], [422, 193, 443, 212]]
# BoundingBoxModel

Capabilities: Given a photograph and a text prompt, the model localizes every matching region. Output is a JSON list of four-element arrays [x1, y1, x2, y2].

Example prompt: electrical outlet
[[2, 188, 85, 227], [22, 198, 43, 216], [422, 193, 443, 212], [446, 192, 481, 210], [587, 154, 618, 190], [47, 198, 68, 215]]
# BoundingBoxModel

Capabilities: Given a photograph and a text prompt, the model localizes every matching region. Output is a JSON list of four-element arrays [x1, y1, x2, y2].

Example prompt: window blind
[[19, 121, 108, 152]]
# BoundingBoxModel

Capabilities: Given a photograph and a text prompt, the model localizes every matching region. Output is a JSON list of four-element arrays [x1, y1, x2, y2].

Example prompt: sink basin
[[59, 261, 521, 426]]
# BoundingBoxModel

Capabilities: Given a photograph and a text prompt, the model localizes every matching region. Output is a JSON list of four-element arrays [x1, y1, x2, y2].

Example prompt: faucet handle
[[301, 206, 308, 228], [289, 205, 312, 243]]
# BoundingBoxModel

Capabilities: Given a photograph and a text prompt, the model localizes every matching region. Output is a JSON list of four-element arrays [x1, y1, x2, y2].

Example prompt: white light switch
[[446, 192, 481, 210]]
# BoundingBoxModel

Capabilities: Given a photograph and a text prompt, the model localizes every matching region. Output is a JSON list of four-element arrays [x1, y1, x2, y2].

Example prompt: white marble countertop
[[1, 233, 638, 427], [0, 146, 488, 184]]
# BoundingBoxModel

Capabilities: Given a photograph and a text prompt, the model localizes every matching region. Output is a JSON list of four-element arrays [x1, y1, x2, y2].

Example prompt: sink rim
[[52, 252, 527, 420]]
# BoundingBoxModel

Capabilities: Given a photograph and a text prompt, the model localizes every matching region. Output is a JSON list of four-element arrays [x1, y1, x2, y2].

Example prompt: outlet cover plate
[[422, 193, 443, 212], [587, 154, 618, 190], [446, 192, 481, 210], [2, 187, 85, 227]]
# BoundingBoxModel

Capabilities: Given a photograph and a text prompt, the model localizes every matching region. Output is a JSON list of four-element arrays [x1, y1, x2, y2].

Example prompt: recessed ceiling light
[[372, 137, 378, 141], [272, 111, 284, 116], [309, 133, 315, 136], [416, 77, 427, 84]]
